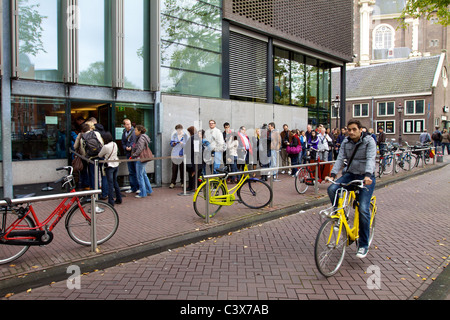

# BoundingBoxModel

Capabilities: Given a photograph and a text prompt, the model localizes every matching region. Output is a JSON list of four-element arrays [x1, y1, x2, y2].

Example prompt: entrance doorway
[[70, 101, 113, 135]]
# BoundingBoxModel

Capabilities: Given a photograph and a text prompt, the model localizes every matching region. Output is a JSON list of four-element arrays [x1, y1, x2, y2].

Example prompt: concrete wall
[[161, 94, 308, 184]]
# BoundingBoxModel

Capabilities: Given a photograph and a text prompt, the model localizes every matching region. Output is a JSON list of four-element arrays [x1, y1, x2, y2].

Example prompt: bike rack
[[0, 190, 102, 253]]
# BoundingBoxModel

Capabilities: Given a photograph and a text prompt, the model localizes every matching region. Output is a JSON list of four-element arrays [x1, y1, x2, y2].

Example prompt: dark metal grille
[[226, 0, 353, 62]]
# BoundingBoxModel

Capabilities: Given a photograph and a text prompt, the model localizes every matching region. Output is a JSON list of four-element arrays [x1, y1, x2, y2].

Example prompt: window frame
[[377, 101, 395, 117], [353, 103, 369, 118], [404, 99, 425, 115], [403, 119, 425, 134]]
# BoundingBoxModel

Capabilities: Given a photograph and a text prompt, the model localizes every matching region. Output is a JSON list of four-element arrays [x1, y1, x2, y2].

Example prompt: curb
[[0, 163, 447, 297]]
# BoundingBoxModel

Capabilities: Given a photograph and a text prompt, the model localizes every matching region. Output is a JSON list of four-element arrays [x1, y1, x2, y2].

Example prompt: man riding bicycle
[[325, 119, 377, 259]]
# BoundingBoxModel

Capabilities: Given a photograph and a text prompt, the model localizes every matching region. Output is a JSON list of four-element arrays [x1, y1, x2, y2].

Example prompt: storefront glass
[[11, 97, 67, 161], [18, 0, 63, 82]]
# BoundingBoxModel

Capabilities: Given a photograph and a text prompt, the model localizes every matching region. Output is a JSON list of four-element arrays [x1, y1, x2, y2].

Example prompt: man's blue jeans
[[213, 151, 223, 174], [127, 161, 139, 192], [327, 172, 376, 249]]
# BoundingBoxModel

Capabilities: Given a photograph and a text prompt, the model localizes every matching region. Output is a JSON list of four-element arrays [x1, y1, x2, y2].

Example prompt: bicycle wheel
[[0, 212, 35, 265], [368, 202, 376, 247], [295, 168, 310, 194], [383, 155, 394, 175], [237, 179, 273, 209], [314, 218, 347, 277], [193, 180, 227, 219], [65, 200, 119, 246]]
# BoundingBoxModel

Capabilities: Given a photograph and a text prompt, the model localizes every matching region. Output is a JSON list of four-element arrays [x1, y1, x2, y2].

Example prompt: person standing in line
[[268, 122, 281, 180], [377, 127, 386, 156], [419, 129, 431, 144], [98, 132, 122, 207], [299, 130, 308, 164], [441, 129, 450, 155], [205, 120, 225, 174], [432, 127, 443, 149], [169, 124, 187, 189], [317, 127, 329, 161], [131, 125, 153, 198], [280, 124, 291, 174], [122, 119, 139, 194]]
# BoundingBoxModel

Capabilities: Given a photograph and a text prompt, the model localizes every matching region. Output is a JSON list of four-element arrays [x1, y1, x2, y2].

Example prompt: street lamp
[[397, 102, 403, 145], [332, 95, 340, 129]]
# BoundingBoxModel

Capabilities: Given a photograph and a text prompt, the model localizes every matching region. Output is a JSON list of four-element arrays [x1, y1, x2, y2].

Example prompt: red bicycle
[[0, 166, 119, 265]]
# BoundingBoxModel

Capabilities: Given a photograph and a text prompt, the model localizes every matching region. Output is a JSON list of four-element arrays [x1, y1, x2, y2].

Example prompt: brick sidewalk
[[0, 159, 449, 298], [2, 162, 449, 301]]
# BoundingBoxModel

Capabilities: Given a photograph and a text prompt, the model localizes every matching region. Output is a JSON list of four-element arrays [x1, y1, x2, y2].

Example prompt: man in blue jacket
[[122, 119, 139, 193], [325, 119, 377, 259]]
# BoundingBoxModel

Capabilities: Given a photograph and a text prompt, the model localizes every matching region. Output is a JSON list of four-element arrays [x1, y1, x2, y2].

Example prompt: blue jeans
[[213, 151, 223, 174], [270, 150, 278, 178], [136, 161, 153, 197], [327, 172, 376, 249], [105, 166, 122, 206], [127, 161, 139, 192]]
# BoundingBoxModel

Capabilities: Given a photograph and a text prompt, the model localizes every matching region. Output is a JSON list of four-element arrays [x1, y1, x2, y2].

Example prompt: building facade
[[353, 0, 449, 67], [1, 0, 353, 197], [332, 53, 449, 145]]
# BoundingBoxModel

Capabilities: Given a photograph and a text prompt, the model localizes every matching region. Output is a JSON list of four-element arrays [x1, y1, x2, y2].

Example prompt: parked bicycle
[[294, 156, 332, 194], [0, 166, 119, 265], [314, 178, 377, 277], [193, 165, 273, 219]]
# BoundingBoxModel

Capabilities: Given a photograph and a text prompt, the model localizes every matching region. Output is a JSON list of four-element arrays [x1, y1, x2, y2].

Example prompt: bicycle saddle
[[215, 167, 229, 174]]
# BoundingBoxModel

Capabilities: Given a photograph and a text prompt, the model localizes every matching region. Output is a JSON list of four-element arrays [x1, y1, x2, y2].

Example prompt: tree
[[398, 0, 450, 27]]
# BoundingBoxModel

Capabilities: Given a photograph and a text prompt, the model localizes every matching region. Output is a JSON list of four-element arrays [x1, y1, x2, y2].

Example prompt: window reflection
[[124, 0, 146, 90], [11, 97, 67, 160], [161, 0, 222, 97], [78, 0, 111, 87], [18, 0, 63, 82]]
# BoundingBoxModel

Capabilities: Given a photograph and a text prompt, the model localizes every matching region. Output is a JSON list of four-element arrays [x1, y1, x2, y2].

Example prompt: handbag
[[72, 155, 84, 171], [286, 145, 301, 154], [140, 145, 154, 163]]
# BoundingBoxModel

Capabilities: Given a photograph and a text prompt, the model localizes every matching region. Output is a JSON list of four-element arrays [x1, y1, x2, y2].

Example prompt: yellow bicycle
[[193, 165, 273, 219], [314, 178, 377, 277]]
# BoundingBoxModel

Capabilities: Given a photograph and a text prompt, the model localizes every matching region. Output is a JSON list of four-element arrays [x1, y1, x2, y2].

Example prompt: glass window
[[161, 0, 222, 98], [11, 97, 67, 160], [115, 103, 154, 151], [18, 0, 63, 82], [354, 103, 369, 117], [291, 53, 305, 106], [306, 58, 318, 108], [78, 0, 111, 86], [405, 100, 425, 115], [378, 101, 395, 116], [274, 48, 290, 105], [124, 0, 147, 90]]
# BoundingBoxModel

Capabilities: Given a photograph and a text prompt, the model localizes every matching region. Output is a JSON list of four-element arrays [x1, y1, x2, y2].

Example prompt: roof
[[332, 55, 442, 99]]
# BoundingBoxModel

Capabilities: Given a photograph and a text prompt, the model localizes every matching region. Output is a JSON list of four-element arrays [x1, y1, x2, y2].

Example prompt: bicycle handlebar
[[325, 177, 365, 189]]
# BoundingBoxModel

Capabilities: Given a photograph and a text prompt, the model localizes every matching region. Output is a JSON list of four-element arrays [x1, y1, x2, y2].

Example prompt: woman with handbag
[[131, 125, 153, 198], [98, 132, 122, 207], [287, 130, 302, 176]]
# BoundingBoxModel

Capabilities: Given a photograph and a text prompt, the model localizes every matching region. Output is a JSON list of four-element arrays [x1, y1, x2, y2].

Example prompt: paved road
[[3, 163, 449, 303]]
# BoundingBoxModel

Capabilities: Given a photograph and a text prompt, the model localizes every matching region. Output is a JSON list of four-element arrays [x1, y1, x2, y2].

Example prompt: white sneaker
[[356, 247, 369, 259], [125, 189, 133, 194]]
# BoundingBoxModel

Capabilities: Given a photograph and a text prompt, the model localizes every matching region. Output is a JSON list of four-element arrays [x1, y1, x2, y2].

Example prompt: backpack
[[432, 131, 442, 141], [82, 131, 102, 157]]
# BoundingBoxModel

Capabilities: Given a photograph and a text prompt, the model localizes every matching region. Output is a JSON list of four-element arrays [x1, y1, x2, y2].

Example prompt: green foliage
[[398, 0, 450, 27]]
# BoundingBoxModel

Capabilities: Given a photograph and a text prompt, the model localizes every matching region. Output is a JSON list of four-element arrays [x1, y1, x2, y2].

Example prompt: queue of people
[[71, 117, 394, 202]]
